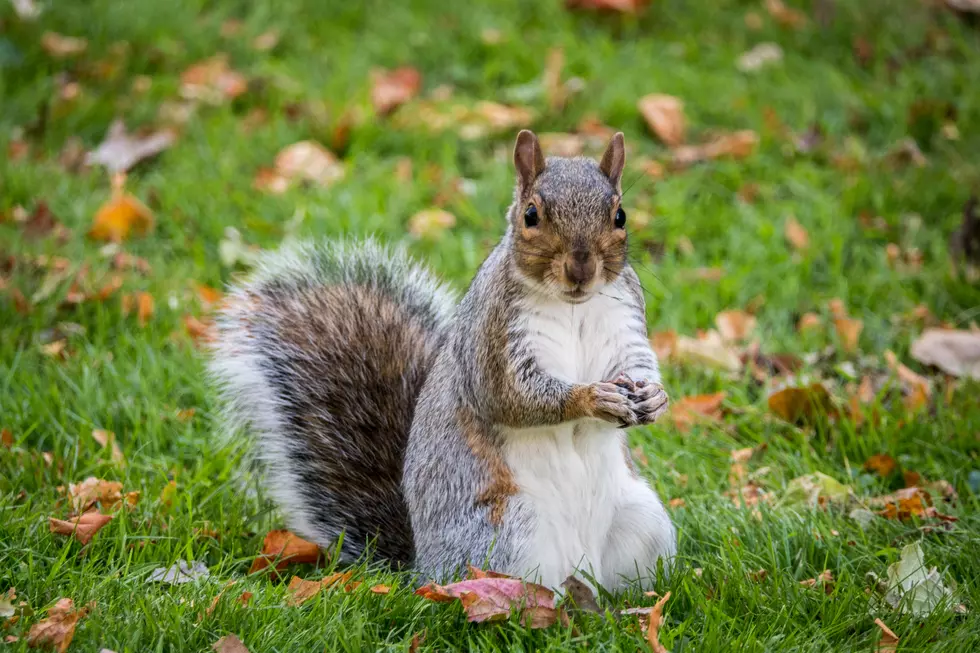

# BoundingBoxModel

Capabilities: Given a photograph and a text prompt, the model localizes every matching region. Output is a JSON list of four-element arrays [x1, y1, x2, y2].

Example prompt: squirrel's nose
[[564, 251, 596, 286]]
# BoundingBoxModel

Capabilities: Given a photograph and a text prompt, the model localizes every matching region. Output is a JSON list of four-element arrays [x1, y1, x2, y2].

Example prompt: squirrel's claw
[[631, 383, 669, 425], [590, 381, 638, 427]]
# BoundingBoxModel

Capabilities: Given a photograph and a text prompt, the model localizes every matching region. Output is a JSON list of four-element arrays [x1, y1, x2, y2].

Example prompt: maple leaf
[[371, 67, 422, 115], [27, 598, 91, 653], [408, 208, 456, 238], [88, 174, 154, 242], [91, 429, 125, 465], [669, 392, 726, 433], [416, 577, 559, 628], [910, 328, 980, 380], [637, 94, 685, 148], [181, 55, 248, 104], [85, 120, 176, 173], [249, 530, 322, 573], [49, 511, 114, 545], [212, 634, 251, 653]]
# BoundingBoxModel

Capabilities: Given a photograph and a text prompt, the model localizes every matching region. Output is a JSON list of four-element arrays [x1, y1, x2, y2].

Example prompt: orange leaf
[[184, 315, 216, 345], [767, 382, 833, 424], [249, 530, 322, 573], [41, 32, 87, 57], [49, 511, 113, 545], [237, 591, 253, 606], [27, 598, 91, 653], [715, 309, 756, 342], [66, 477, 125, 512], [646, 591, 671, 653], [650, 330, 677, 360], [874, 618, 899, 653], [670, 392, 726, 433], [415, 577, 558, 628], [89, 190, 154, 242], [668, 497, 686, 508], [833, 316, 863, 353], [797, 312, 821, 332], [784, 215, 809, 250], [369, 584, 391, 594], [1, 428, 12, 448], [637, 94, 686, 148], [181, 54, 247, 104], [371, 67, 422, 115], [285, 572, 355, 606], [196, 283, 224, 308], [864, 454, 897, 477], [91, 429, 125, 465]]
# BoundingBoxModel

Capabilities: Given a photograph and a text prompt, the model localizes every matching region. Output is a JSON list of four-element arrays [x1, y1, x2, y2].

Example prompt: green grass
[[2, 0, 980, 651]]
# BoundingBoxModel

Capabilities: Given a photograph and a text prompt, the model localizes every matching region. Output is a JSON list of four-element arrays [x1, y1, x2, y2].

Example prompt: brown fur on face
[[508, 134, 629, 299]]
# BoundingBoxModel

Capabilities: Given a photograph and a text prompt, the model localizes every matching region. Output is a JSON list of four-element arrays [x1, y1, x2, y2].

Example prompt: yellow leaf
[[89, 186, 154, 243]]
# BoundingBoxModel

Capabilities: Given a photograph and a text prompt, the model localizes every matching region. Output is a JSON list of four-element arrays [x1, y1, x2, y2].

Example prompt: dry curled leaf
[[408, 208, 456, 239], [910, 329, 980, 380], [212, 634, 251, 653], [256, 141, 344, 193], [768, 382, 833, 424], [416, 577, 559, 628], [28, 598, 91, 653], [644, 591, 671, 653], [715, 309, 756, 342], [85, 120, 176, 173], [670, 392, 726, 433], [285, 572, 355, 606], [370, 584, 391, 595], [250, 530, 322, 573], [49, 511, 113, 545], [785, 216, 809, 250], [371, 67, 422, 115], [91, 429, 125, 465], [874, 618, 899, 653], [65, 477, 134, 513], [800, 569, 835, 594], [871, 487, 956, 523], [864, 454, 897, 477], [637, 94, 686, 147], [671, 130, 758, 167], [181, 55, 247, 104], [834, 316, 863, 353]]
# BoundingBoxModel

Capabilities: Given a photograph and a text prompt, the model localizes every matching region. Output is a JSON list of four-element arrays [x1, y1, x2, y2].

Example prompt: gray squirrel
[[210, 130, 676, 591]]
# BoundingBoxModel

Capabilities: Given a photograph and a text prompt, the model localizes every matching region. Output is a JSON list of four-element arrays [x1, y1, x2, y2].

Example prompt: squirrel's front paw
[[579, 382, 637, 427], [630, 382, 669, 425]]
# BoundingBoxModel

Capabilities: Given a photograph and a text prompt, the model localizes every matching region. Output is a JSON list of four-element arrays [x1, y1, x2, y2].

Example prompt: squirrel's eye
[[524, 205, 539, 228], [614, 207, 627, 229]]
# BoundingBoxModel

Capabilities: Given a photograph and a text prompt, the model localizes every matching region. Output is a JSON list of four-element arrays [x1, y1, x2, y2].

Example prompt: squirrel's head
[[507, 129, 628, 304]]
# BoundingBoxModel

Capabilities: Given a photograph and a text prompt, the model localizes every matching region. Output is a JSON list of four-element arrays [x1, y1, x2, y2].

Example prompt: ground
[[2, 0, 980, 651]]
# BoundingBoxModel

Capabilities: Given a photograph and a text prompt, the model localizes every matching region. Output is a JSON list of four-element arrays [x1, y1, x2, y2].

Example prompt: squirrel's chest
[[521, 293, 634, 383]]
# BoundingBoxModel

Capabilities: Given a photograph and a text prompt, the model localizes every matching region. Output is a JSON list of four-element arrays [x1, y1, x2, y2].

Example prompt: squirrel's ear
[[514, 129, 545, 193], [599, 132, 626, 189]]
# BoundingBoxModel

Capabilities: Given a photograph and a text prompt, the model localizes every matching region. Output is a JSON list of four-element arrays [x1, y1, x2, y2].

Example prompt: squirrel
[[211, 130, 676, 591]]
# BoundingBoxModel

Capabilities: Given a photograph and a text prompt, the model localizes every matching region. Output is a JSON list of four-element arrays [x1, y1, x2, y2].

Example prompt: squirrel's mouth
[[562, 287, 591, 303]]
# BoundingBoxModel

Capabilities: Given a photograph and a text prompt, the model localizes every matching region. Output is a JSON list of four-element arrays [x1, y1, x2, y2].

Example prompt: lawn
[[2, 0, 980, 651]]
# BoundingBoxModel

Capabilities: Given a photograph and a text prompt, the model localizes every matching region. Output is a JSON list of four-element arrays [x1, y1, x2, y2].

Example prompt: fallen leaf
[[370, 584, 391, 595], [371, 67, 422, 115], [749, 569, 768, 582], [671, 130, 758, 167], [781, 472, 851, 508], [286, 572, 355, 606], [218, 227, 261, 269], [799, 569, 834, 594], [715, 309, 756, 342], [910, 329, 980, 380], [765, 0, 807, 29], [27, 598, 91, 653], [637, 94, 685, 147], [66, 477, 128, 512], [834, 316, 863, 353], [252, 29, 280, 51], [277, 141, 344, 187], [868, 541, 960, 618], [237, 591, 253, 606], [41, 32, 87, 57], [949, 195, 979, 269], [543, 47, 567, 112], [1, 428, 12, 449], [864, 454, 897, 477], [871, 487, 956, 523], [408, 208, 456, 238], [674, 331, 742, 372], [646, 591, 671, 653], [40, 340, 67, 359], [250, 530, 322, 573], [91, 429, 125, 465], [538, 132, 585, 157], [560, 576, 600, 613], [650, 330, 677, 360], [159, 479, 177, 507], [89, 174, 154, 242], [184, 316, 216, 345], [148, 560, 211, 584], [670, 392, 726, 433], [85, 120, 176, 173], [767, 382, 833, 424], [0, 588, 15, 618], [736, 43, 784, 72], [416, 577, 559, 628], [195, 284, 223, 308], [49, 512, 114, 545], [785, 216, 809, 250], [181, 54, 248, 104], [565, 0, 649, 13], [874, 618, 899, 653], [212, 634, 251, 653], [668, 498, 686, 508], [22, 201, 60, 240]]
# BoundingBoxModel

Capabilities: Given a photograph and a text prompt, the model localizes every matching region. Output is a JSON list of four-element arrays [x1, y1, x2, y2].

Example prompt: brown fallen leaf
[[184, 316, 216, 345], [834, 316, 863, 354], [864, 454, 897, 477], [768, 382, 834, 424], [674, 331, 742, 372], [89, 174, 154, 242], [371, 67, 422, 116], [668, 497, 686, 509], [785, 215, 809, 250], [196, 283, 224, 308], [565, 0, 649, 13], [671, 130, 758, 168], [237, 591, 253, 606], [715, 309, 756, 342], [212, 634, 251, 653], [416, 577, 559, 628], [22, 201, 61, 240], [670, 392, 726, 433], [799, 569, 834, 594], [85, 120, 176, 173], [543, 47, 567, 112], [650, 330, 677, 360], [255, 141, 345, 194], [909, 329, 980, 380], [65, 477, 133, 512], [1, 428, 12, 448], [250, 530, 322, 573], [285, 572, 355, 606], [204, 581, 238, 618], [91, 429, 125, 465], [27, 598, 91, 653], [252, 29, 280, 51], [369, 584, 391, 594], [765, 0, 807, 29], [408, 208, 456, 239], [49, 511, 114, 545], [646, 591, 670, 653], [637, 94, 685, 148], [874, 618, 899, 653], [41, 32, 87, 57], [749, 569, 768, 582], [181, 55, 248, 104]]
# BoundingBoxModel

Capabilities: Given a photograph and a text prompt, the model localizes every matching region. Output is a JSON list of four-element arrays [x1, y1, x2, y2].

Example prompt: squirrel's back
[[210, 239, 455, 564]]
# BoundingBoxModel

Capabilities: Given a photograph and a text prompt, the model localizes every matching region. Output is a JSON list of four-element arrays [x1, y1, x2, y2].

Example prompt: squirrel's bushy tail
[[210, 239, 455, 564]]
